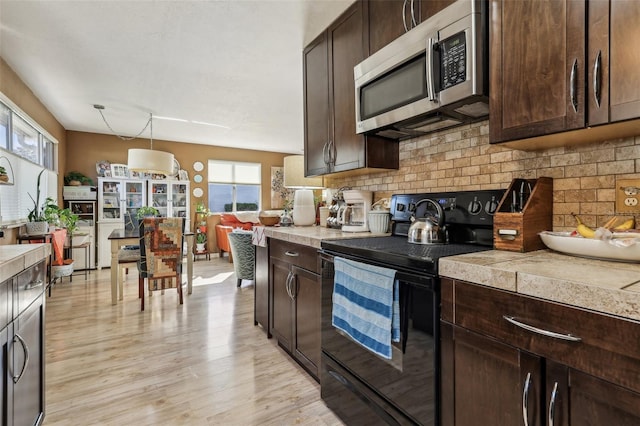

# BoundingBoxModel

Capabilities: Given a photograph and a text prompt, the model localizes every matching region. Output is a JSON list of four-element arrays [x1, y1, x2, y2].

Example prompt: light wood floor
[[43, 258, 345, 426]]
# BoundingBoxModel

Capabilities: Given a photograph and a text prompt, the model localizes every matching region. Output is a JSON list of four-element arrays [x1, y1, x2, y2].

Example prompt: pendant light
[[127, 113, 174, 175], [94, 105, 175, 175]]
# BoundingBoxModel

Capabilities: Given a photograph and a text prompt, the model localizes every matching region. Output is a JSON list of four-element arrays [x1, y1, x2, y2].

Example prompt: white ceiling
[[0, 0, 354, 154]]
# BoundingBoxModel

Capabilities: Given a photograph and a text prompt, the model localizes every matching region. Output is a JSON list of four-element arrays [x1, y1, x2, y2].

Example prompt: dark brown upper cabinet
[[367, 0, 456, 55], [489, 0, 586, 144], [588, 0, 640, 126], [303, 1, 398, 177], [491, 0, 640, 149]]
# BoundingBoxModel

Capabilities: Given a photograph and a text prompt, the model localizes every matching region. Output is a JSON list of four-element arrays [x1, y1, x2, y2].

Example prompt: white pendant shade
[[128, 148, 175, 175]]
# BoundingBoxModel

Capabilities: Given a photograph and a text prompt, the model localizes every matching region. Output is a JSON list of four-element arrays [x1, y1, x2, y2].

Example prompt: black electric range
[[319, 189, 504, 426]]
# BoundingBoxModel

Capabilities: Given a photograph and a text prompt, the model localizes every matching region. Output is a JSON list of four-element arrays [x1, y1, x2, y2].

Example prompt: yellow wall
[[65, 131, 289, 222], [0, 58, 67, 244]]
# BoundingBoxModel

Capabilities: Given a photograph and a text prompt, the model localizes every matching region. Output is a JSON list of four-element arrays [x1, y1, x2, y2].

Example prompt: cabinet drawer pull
[[503, 316, 581, 342], [25, 279, 44, 290], [522, 372, 531, 426], [285, 251, 299, 257], [548, 381, 559, 426]]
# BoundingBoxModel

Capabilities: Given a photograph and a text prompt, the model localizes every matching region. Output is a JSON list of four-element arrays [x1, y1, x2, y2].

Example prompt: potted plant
[[0, 166, 8, 183], [26, 170, 50, 235], [196, 232, 207, 252], [195, 202, 209, 233], [64, 171, 94, 186], [136, 206, 160, 220]]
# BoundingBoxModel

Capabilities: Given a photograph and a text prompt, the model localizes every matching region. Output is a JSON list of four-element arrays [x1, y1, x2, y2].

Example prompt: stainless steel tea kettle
[[407, 198, 445, 244]]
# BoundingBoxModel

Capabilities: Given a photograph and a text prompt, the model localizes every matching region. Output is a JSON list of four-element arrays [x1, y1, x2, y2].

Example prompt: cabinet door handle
[[593, 50, 602, 108], [402, 0, 409, 32], [285, 251, 299, 257], [570, 58, 578, 113], [290, 273, 297, 300], [285, 272, 292, 299], [548, 381, 559, 426], [522, 372, 531, 426], [323, 141, 329, 166], [12, 333, 30, 384], [328, 140, 336, 166], [410, 0, 417, 28], [503, 316, 582, 342]]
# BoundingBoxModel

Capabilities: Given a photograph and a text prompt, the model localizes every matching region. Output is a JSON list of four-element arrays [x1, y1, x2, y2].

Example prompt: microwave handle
[[427, 38, 437, 102]]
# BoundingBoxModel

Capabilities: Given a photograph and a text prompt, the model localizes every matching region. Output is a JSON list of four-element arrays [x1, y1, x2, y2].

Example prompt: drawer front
[[14, 260, 46, 316], [270, 239, 319, 273], [451, 279, 640, 394]]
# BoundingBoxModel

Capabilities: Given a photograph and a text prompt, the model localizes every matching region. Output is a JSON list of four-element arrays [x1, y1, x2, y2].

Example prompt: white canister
[[319, 206, 330, 227], [368, 210, 390, 234]]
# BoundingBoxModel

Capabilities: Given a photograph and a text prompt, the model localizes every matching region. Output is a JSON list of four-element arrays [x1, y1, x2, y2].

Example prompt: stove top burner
[[321, 236, 491, 275]]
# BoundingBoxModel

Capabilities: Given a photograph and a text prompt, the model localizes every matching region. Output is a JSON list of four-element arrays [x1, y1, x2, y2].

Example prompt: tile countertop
[[440, 249, 640, 322], [260, 225, 384, 249], [0, 244, 51, 283]]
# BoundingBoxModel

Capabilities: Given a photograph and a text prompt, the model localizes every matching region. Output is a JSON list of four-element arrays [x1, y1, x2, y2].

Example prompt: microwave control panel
[[439, 31, 467, 90]]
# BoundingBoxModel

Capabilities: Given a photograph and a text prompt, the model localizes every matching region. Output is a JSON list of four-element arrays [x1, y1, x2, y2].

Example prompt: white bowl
[[539, 231, 640, 263]]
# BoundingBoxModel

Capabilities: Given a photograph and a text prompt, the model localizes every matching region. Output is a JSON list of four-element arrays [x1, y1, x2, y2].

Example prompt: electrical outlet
[[616, 179, 640, 213]]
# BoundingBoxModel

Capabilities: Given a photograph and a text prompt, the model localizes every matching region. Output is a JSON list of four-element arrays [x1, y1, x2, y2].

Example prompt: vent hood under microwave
[[354, 0, 489, 140]]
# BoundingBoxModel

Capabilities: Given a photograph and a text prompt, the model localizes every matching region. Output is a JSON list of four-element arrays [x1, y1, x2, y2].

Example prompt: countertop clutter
[[259, 225, 382, 249], [440, 249, 640, 322]]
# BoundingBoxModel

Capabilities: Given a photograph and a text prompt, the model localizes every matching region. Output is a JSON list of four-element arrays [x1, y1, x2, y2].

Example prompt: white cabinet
[[97, 178, 190, 268], [97, 222, 120, 269], [147, 180, 190, 230], [97, 178, 146, 222]]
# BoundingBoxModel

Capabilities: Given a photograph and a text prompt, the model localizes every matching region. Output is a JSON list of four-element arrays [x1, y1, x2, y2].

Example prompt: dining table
[[108, 228, 194, 305]]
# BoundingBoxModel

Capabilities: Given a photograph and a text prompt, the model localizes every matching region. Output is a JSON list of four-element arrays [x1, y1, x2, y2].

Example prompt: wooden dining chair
[[137, 217, 185, 311]]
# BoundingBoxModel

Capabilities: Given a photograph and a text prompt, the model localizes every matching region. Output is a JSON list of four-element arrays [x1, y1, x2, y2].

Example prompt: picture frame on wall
[[111, 163, 129, 178], [96, 160, 111, 177]]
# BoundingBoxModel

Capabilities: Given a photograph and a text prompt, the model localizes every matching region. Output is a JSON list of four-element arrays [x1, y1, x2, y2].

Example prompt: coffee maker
[[340, 190, 372, 232]]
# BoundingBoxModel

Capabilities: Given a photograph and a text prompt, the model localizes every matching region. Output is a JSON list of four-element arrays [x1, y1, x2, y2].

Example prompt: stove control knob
[[408, 203, 416, 212], [485, 199, 499, 215], [468, 200, 482, 215], [397, 203, 406, 212]]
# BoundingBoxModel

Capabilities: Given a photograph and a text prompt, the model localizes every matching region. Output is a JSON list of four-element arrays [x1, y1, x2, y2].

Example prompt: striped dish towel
[[332, 257, 399, 359]]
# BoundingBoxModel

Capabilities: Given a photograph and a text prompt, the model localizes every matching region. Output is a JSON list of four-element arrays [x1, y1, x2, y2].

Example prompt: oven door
[[320, 251, 439, 426]]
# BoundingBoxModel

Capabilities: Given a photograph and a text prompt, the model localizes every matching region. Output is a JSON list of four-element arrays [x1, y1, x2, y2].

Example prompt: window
[[0, 94, 58, 224], [208, 160, 261, 212], [0, 102, 8, 150], [12, 114, 40, 164]]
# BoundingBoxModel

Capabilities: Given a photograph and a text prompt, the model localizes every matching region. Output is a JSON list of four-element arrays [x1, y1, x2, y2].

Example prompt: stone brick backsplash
[[326, 120, 640, 232]]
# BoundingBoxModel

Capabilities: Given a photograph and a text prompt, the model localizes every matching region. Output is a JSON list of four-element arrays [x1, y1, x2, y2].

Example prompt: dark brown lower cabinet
[[441, 278, 640, 426], [254, 244, 269, 335], [269, 240, 321, 380]]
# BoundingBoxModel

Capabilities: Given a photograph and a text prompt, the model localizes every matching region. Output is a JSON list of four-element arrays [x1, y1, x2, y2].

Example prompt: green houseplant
[[64, 171, 94, 186], [195, 232, 207, 252], [0, 166, 8, 182], [26, 170, 50, 235], [136, 206, 160, 220]]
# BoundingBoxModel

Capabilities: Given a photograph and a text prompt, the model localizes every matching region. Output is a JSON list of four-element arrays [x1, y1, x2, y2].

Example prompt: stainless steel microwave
[[354, 0, 489, 140]]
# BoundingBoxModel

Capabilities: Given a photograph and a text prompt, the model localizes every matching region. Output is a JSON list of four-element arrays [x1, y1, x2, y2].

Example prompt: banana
[[572, 213, 595, 238], [612, 217, 635, 231]]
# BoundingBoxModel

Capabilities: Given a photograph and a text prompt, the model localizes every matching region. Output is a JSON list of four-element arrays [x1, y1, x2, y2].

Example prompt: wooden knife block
[[493, 177, 553, 252]]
